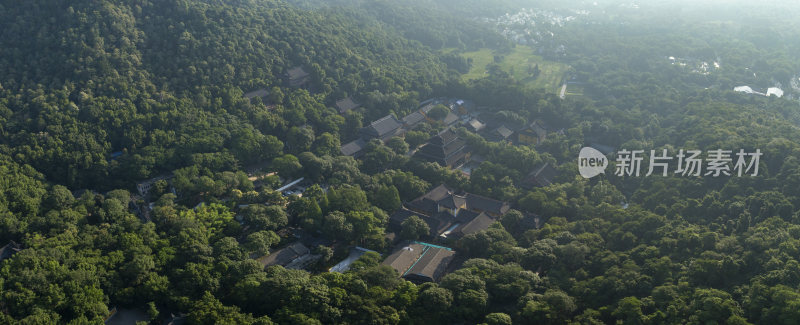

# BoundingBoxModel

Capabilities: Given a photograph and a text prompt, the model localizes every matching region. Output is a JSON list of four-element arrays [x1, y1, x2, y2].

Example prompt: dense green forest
[[2, 0, 800, 324]]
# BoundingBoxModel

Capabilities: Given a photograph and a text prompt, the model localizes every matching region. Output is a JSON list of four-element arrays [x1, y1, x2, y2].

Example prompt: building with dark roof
[[243, 88, 269, 100], [360, 115, 404, 142], [407, 184, 510, 217], [403, 246, 455, 283], [105, 308, 150, 325], [402, 111, 426, 129], [383, 243, 424, 277], [382, 242, 455, 283], [286, 66, 310, 88], [136, 174, 174, 197], [465, 118, 486, 133], [414, 129, 470, 168], [444, 212, 495, 239], [475, 112, 521, 142], [419, 103, 436, 115], [405, 184, 452, 216], [340, 138, 367, 158], [394, 184, 509, 240], [389, 208, 449, 238], [429, 128, 459, 147], [443, 112, 459, 126], [493, 125, 514, 141], [518, 120, 551, 145], [256, 242, 311, 269], [164, 313, 187, 325], [340, 114, 407, 159], [438, 194, 467, 212], [522, 162, 559, 188], [0, 241, 21, 262], [463, 193, 511, 217], [335, 97, 361, 114]]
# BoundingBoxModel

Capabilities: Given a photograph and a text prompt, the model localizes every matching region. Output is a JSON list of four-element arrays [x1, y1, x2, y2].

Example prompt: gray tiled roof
[[404, 246, 455, 282], [523, 162, 559, 188], [361, 115, 402, 139], [465, 193, 510, 216], [495, 125, 514, 139], [389, 208, 420, 228], [420, 103, 436, 114], [415, 141, 468, 167], [437, 194, 466, 210], [287, 66, 309, 80], [429, 128, 459, 146], [402, 111, 426, 127], [452, 212, 494, 238], [335, 97, 361, 114], [257, 242, 310, 268], [243, 88, 269, 99], [417, 137, 466, 158], [406, 184, 453, 216], [340, 138, 367, 156], [466, 118, 486, 132], [443, 112, 459, 125], [453, 209, 480, 223], [382, 243, 425, 275]]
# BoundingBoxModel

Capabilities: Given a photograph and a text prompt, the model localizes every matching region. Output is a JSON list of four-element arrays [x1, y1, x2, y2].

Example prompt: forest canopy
[[2, 0, 800, 324]]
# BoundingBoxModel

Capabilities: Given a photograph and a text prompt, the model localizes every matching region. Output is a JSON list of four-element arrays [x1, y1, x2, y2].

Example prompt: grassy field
[[454, 45, 570, 93]]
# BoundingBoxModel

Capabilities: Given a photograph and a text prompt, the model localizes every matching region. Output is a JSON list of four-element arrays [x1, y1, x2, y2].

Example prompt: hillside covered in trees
[[2, 0, 800, 324]]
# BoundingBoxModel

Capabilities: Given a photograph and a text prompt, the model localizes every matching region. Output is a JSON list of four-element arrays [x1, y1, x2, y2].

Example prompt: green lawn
[[454, 46, 570, 93]]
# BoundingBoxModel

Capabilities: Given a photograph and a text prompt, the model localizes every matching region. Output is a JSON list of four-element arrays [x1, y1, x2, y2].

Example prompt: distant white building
[[734, 86, 755, 94], [734, 85, 784, 98], [766, 87, 784, 98]]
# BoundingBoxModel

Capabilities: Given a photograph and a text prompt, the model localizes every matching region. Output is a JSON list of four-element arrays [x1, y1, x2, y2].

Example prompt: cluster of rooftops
[[252, 183, 514, 283], [336, 96, 575, 172], [391, 184, 510, 239], [235, 68, 589, 186], [382, 242, 455, 283], [129, 68, 622, 285], [382, 184, 522, 283], [242, 66, 312, 102], [338, 98, 468, 159]]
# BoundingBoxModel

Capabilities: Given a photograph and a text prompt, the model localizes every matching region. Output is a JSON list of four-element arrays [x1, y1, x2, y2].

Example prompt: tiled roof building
[[360, 115, 404, 142], [414, 129, 470, 168], [382, 242, 455, 283]]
